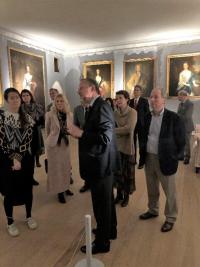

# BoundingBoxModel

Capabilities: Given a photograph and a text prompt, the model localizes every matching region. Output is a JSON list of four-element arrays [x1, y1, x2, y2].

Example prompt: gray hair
[[178, 90, 188, 96]]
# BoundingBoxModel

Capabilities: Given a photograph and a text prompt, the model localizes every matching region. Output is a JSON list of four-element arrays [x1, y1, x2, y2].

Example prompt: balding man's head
[[150, 88, 165, 112]]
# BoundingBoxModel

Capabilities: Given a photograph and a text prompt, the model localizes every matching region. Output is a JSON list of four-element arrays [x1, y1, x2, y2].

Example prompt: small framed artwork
[[167, 52, 200, 97], [8, 47, 46, 108], [124, 58, 155, 98], [82, 60, 114, 98]]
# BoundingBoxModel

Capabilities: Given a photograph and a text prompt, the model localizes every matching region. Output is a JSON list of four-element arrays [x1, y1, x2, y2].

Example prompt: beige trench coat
[[45, 109, 71, 194]]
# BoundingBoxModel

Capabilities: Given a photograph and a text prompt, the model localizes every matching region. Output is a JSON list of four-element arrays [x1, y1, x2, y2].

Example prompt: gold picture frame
[[82, 60, 114, 98], [167, 52, 200, 97], [8, 47, 46, 108], [124, 58, 155, 98]]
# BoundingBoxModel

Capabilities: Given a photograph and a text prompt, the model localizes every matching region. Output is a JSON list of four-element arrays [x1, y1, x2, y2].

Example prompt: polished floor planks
[[0, 138, 200, 267]]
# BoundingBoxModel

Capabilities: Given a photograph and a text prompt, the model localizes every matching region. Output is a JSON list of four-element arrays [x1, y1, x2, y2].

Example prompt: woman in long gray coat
[[45, 94, 73, 203]]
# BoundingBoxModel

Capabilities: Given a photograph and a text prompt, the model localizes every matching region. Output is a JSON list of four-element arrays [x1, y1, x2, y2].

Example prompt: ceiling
[[0, 0, 200, 54]]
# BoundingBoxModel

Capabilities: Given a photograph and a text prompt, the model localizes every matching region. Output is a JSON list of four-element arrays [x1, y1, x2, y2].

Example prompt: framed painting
[[167, 52, 200, 97], [8, 47, 46, 108], [124, 58, 155, 98], [82, 60, 114, 98]]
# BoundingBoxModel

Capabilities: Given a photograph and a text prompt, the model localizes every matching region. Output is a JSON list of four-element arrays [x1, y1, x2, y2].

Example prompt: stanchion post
[[85, 214, 92, 267]]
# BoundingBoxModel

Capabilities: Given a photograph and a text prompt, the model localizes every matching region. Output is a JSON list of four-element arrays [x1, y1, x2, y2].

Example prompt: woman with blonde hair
[[45, 93, 73, 203]]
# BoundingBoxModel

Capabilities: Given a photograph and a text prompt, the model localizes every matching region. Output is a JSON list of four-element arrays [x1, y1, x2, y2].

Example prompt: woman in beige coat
[[45, 94, 73, 203], [114, 90, 137, 207]]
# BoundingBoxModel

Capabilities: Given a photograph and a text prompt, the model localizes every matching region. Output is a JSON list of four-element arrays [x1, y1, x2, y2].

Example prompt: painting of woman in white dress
[[168, 53, 200, 97], [8, 47, 46, 108]]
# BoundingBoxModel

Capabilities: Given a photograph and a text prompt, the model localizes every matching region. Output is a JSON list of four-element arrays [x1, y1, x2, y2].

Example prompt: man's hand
[[67, 121, 83, 138]]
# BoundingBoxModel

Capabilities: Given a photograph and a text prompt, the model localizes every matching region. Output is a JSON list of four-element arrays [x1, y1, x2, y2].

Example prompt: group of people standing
[[0, 78, 192, 256], [0, 87, 73, 237]]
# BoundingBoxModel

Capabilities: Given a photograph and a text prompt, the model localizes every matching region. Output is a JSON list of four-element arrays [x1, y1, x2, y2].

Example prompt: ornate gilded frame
[[8, 46, 46, 108], [167, 52, 200, 98], [124, 57, 155, 98], [82, 60, 114, 98]]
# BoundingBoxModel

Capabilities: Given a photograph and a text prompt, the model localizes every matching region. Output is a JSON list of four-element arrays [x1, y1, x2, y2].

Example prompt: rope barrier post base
[[74, 215, 105, 267], [75, 258, 104, 267]]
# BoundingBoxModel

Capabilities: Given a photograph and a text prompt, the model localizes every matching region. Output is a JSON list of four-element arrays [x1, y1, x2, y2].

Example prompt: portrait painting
[[167, 53, 200, 97], [124, 58, 155, 98], [8, 47, 46, 108], [82, 60, 114, 98]]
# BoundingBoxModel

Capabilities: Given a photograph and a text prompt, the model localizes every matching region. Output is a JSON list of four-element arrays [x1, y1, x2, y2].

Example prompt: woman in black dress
[[0, 88, 38, 237]]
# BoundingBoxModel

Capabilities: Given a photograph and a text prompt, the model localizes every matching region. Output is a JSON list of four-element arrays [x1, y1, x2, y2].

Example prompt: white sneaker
[[26, 217, 38, 230], [7, 223, 20, 237]]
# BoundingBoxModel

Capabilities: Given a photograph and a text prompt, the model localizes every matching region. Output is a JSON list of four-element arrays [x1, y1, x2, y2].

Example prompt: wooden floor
[[0, 138, 200, 267]]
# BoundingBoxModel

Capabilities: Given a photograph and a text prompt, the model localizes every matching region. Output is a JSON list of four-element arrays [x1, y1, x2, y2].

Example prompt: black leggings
[[4, 194, 33, 225]]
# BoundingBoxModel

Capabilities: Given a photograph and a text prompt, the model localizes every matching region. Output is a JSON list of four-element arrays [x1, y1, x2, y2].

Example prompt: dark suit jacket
[[79, 97, 117, 179], [129, 97, 149, 130], [177, 99, 194, 133], [140, 109, 185, 176]]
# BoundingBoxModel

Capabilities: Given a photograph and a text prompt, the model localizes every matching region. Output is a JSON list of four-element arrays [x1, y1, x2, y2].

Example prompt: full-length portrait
[[82, 61, 114, 98], [8, 47, 46, 108], [168, 53, 200, 97], [124, 58, 154, 97]]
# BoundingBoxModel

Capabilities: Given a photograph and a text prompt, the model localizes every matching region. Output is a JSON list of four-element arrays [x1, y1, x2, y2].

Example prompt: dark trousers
[[88, 174, 117, 245], [134, 128, 142, 163]]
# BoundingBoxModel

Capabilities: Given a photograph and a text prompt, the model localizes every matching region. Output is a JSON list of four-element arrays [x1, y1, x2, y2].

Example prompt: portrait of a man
[[168, 53, 200, 97], [82, 61, 113, 98], [124, 58, 154, 97], [8, 47, 46, 108]]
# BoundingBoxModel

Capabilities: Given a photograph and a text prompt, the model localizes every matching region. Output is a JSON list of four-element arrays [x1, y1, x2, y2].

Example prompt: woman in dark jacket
[[21, 89, 45, 185]]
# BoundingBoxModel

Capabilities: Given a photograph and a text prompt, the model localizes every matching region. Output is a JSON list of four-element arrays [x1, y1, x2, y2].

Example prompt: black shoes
[[36, 162, 42, 168], [161, 221, 174, 232], [58, 193, 66, 203], [183, 158, 190, 165], [65, 189, 74, 196], [79, 184, 90, 193], [32, 178, 39, 186], [139, 211, 158, 220], [138, 163, 144, 169], [114, 191, 129, 207], [92, 228, 117, 240], [121, 194, 129, 207], [80, 241, 110, 254]]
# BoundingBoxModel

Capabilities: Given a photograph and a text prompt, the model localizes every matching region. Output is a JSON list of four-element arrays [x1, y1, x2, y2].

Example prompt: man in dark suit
[[139, 89, 185, 232], [129, 85, 150, 169], [177, 90, 194, 164], [68, 78, 117, 254]]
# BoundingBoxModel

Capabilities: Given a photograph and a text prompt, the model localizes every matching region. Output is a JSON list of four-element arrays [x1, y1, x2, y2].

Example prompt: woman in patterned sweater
[[0, 88, 38, 237]]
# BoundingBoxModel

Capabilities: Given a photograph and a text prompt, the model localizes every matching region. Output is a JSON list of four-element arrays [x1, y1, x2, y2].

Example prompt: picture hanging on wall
[[124, 58, 155, 98], [167, 52, 200, 97], [0, 63, 3, 106], [8, 47, 46, 108], [82, 60, 114, 98]]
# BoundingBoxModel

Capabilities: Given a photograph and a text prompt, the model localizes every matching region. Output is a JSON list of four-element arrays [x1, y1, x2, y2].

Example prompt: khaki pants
[[145, 153, 177, 223]]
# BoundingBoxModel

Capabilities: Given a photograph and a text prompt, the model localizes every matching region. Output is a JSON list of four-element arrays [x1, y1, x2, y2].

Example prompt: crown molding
[[65, 33, 200, 57], [0, 27, 65, 55]]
